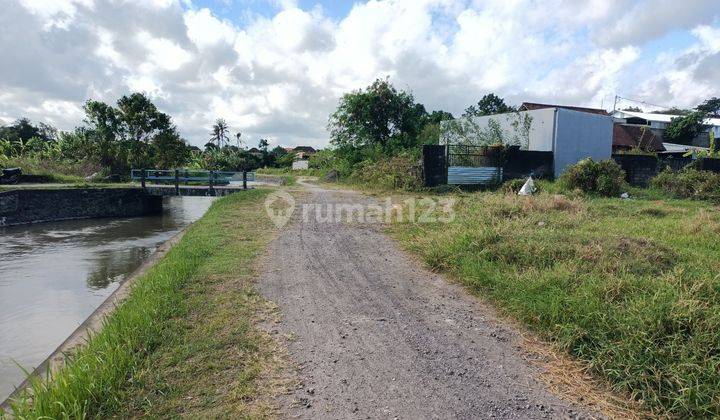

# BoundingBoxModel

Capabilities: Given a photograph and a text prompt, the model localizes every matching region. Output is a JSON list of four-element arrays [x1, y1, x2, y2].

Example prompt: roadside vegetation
[[387, 171, 720, 417], [0, 94, 301, 184], [316, 85, 720, 416], [4, 189, 284, 418]]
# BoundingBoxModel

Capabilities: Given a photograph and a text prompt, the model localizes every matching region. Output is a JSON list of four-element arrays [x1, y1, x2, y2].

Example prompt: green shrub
[[501, 178, 525, 193], [559, 158, 627, 197], [651, 168, 720, 201], [349, 153, 421, 190]]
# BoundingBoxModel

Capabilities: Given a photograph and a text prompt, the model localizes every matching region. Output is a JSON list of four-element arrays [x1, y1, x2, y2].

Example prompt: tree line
[[0, 93, 296, 179]]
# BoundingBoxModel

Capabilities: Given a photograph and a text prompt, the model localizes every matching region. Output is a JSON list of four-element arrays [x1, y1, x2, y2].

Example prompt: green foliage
[[500, 177, 541, 194], [417, 123, 442, 145], [209, 118, 230, 148], [81, 93, 189, 173], [697, 97, 720, 115], [426, 110, 454, 124], [328, 78, 428, 154], [559, 158, 627, 197], [348, 153, 421, 191], [651, 107, 691, 116], [664, 111, 708, 145], [6, 190, 276, 418], [392, 192, 720, 417], [275, 151, 296, 168], [441, 112, 533, 149], [1, 156, 97, 182], [651, 167, 720, 201], [685, 132, 719, 159], [462, 93, 515, 117]]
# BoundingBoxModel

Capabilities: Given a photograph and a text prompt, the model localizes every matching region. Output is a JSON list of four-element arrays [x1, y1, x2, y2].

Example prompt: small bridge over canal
[[131, 169, 256, 197]]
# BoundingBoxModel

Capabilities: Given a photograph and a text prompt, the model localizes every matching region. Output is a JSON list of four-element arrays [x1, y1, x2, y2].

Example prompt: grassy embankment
[[389, 189, 720, 417], [256, 166, 322, 180], [1, 156, 95, 183], [4, 189, 285, 418]]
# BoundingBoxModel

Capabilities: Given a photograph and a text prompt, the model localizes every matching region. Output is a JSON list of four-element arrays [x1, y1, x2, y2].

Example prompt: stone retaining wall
[[0, 188, 162, 227]]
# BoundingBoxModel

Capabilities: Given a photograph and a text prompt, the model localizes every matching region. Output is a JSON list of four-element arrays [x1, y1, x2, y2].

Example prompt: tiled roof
[[613, 124, 665, 151]]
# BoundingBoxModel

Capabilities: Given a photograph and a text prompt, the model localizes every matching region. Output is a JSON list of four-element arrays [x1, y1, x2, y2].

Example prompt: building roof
[[660, 142, 708, 154], [613, 124, 665, 151], [519, 102, 610, 116], [613, 110, 720, 126]]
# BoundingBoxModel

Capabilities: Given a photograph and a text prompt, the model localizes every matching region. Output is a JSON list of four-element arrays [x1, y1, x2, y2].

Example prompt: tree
[[152, 131, 190, 168], [663, 97, 720, 145], [664, 111, 707, 145], [83, 93, 188, 172], [0, 118, 55, 145], [258, 138, 269, 152], [328, 78, 427, 153], [426, 110, 454, 125], [210, 119, 230, 148], [622, 106, 642, 112], [270, 145, 287, 158], [462, 93, 515, 117], [651, 107, 690, 116], [698, 97, 720, 115], [115, 93, 172, 144]]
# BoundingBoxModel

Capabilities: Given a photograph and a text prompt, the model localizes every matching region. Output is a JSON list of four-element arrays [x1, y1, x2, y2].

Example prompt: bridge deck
[[143, 185, 252, 197]]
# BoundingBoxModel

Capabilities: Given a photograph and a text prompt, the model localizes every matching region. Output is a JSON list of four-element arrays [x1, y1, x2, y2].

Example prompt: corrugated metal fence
[[447, 166, 502, 185]]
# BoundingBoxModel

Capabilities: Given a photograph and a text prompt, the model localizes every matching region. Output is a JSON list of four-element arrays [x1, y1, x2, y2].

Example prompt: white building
[[612, 110, 720, 146], [441, 107, 613, 178]]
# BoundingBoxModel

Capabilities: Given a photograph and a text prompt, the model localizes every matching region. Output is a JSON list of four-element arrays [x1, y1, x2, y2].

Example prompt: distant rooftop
[[613, 110, 720, 126], [519, 102, 610, 116]]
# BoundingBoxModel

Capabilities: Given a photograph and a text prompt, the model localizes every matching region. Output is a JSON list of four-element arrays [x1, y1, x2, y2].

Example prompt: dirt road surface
[[258, 182, 595, 419]]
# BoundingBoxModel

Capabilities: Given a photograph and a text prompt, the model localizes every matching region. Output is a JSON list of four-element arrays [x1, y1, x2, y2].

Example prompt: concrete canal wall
[[0, 188, 162, 227]]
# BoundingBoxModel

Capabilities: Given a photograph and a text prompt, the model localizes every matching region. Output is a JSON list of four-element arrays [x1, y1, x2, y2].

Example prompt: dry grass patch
[[390, 190, 720, 417]]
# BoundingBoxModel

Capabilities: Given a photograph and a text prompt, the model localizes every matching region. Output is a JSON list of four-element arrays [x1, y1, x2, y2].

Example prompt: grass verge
[[389, 191, 720, 417], [3, 189, 284, 418], [2, 156, 97, 183]]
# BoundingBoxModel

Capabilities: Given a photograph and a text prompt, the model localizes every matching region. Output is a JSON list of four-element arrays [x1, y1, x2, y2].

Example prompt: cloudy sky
[[1, 0, 719, 148]]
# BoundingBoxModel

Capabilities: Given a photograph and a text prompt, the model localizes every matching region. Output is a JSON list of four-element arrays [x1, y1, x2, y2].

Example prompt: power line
[[613, 95, 679, 112]]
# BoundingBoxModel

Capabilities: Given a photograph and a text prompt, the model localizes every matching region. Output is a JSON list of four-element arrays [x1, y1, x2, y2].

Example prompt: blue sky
[[2, 0, 719, 148], [190, 0, 360, 22]]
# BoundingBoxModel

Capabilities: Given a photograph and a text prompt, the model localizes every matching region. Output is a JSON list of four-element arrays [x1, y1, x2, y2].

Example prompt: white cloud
[[184, 8, 237, 48], [635, 24, 720, 108], [2, 0, 720, 149]]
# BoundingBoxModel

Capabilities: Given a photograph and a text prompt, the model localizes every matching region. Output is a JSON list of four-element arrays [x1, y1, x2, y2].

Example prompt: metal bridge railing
[[130, 169, 256, 194]]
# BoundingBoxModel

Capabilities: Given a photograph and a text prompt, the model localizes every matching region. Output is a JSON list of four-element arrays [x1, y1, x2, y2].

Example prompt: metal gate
[[447, 144, 502, 185]]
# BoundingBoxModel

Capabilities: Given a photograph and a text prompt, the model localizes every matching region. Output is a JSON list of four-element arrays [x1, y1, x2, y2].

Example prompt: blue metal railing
[[131, 169, 256, 193]]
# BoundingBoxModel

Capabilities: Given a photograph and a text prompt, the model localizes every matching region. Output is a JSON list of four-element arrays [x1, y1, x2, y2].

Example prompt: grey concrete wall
[[553, 109, 613, 177], [0, 188, 162, 227]]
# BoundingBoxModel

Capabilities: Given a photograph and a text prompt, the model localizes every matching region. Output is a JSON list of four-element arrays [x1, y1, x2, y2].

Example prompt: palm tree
[[210, 118, 230, 148]]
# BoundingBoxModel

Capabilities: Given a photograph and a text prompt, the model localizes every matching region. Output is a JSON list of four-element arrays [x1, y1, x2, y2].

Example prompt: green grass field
[[390, 191, 720, 417], [4, 189, 282, 418]]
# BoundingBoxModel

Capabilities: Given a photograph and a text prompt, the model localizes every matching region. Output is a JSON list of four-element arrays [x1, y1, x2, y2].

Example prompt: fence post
[[174, 169, 180, 196], [243, 170, 247, 190], [141, 169, 146, 189], [208, 170, 215, 196]]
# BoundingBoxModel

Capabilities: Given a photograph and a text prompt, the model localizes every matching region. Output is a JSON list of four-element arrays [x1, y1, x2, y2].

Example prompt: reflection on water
[[0, 196, 214, 401]]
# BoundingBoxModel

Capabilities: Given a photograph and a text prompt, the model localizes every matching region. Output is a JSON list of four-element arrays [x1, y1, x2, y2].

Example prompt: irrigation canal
[[0, 196, 214, 401]]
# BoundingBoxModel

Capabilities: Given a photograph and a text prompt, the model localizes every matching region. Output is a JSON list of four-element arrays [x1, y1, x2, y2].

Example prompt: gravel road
[[258, 182, 595, 419]]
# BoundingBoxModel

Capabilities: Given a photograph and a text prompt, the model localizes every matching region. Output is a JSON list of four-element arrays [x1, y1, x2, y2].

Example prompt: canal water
[[0, 196, 214, 401]]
